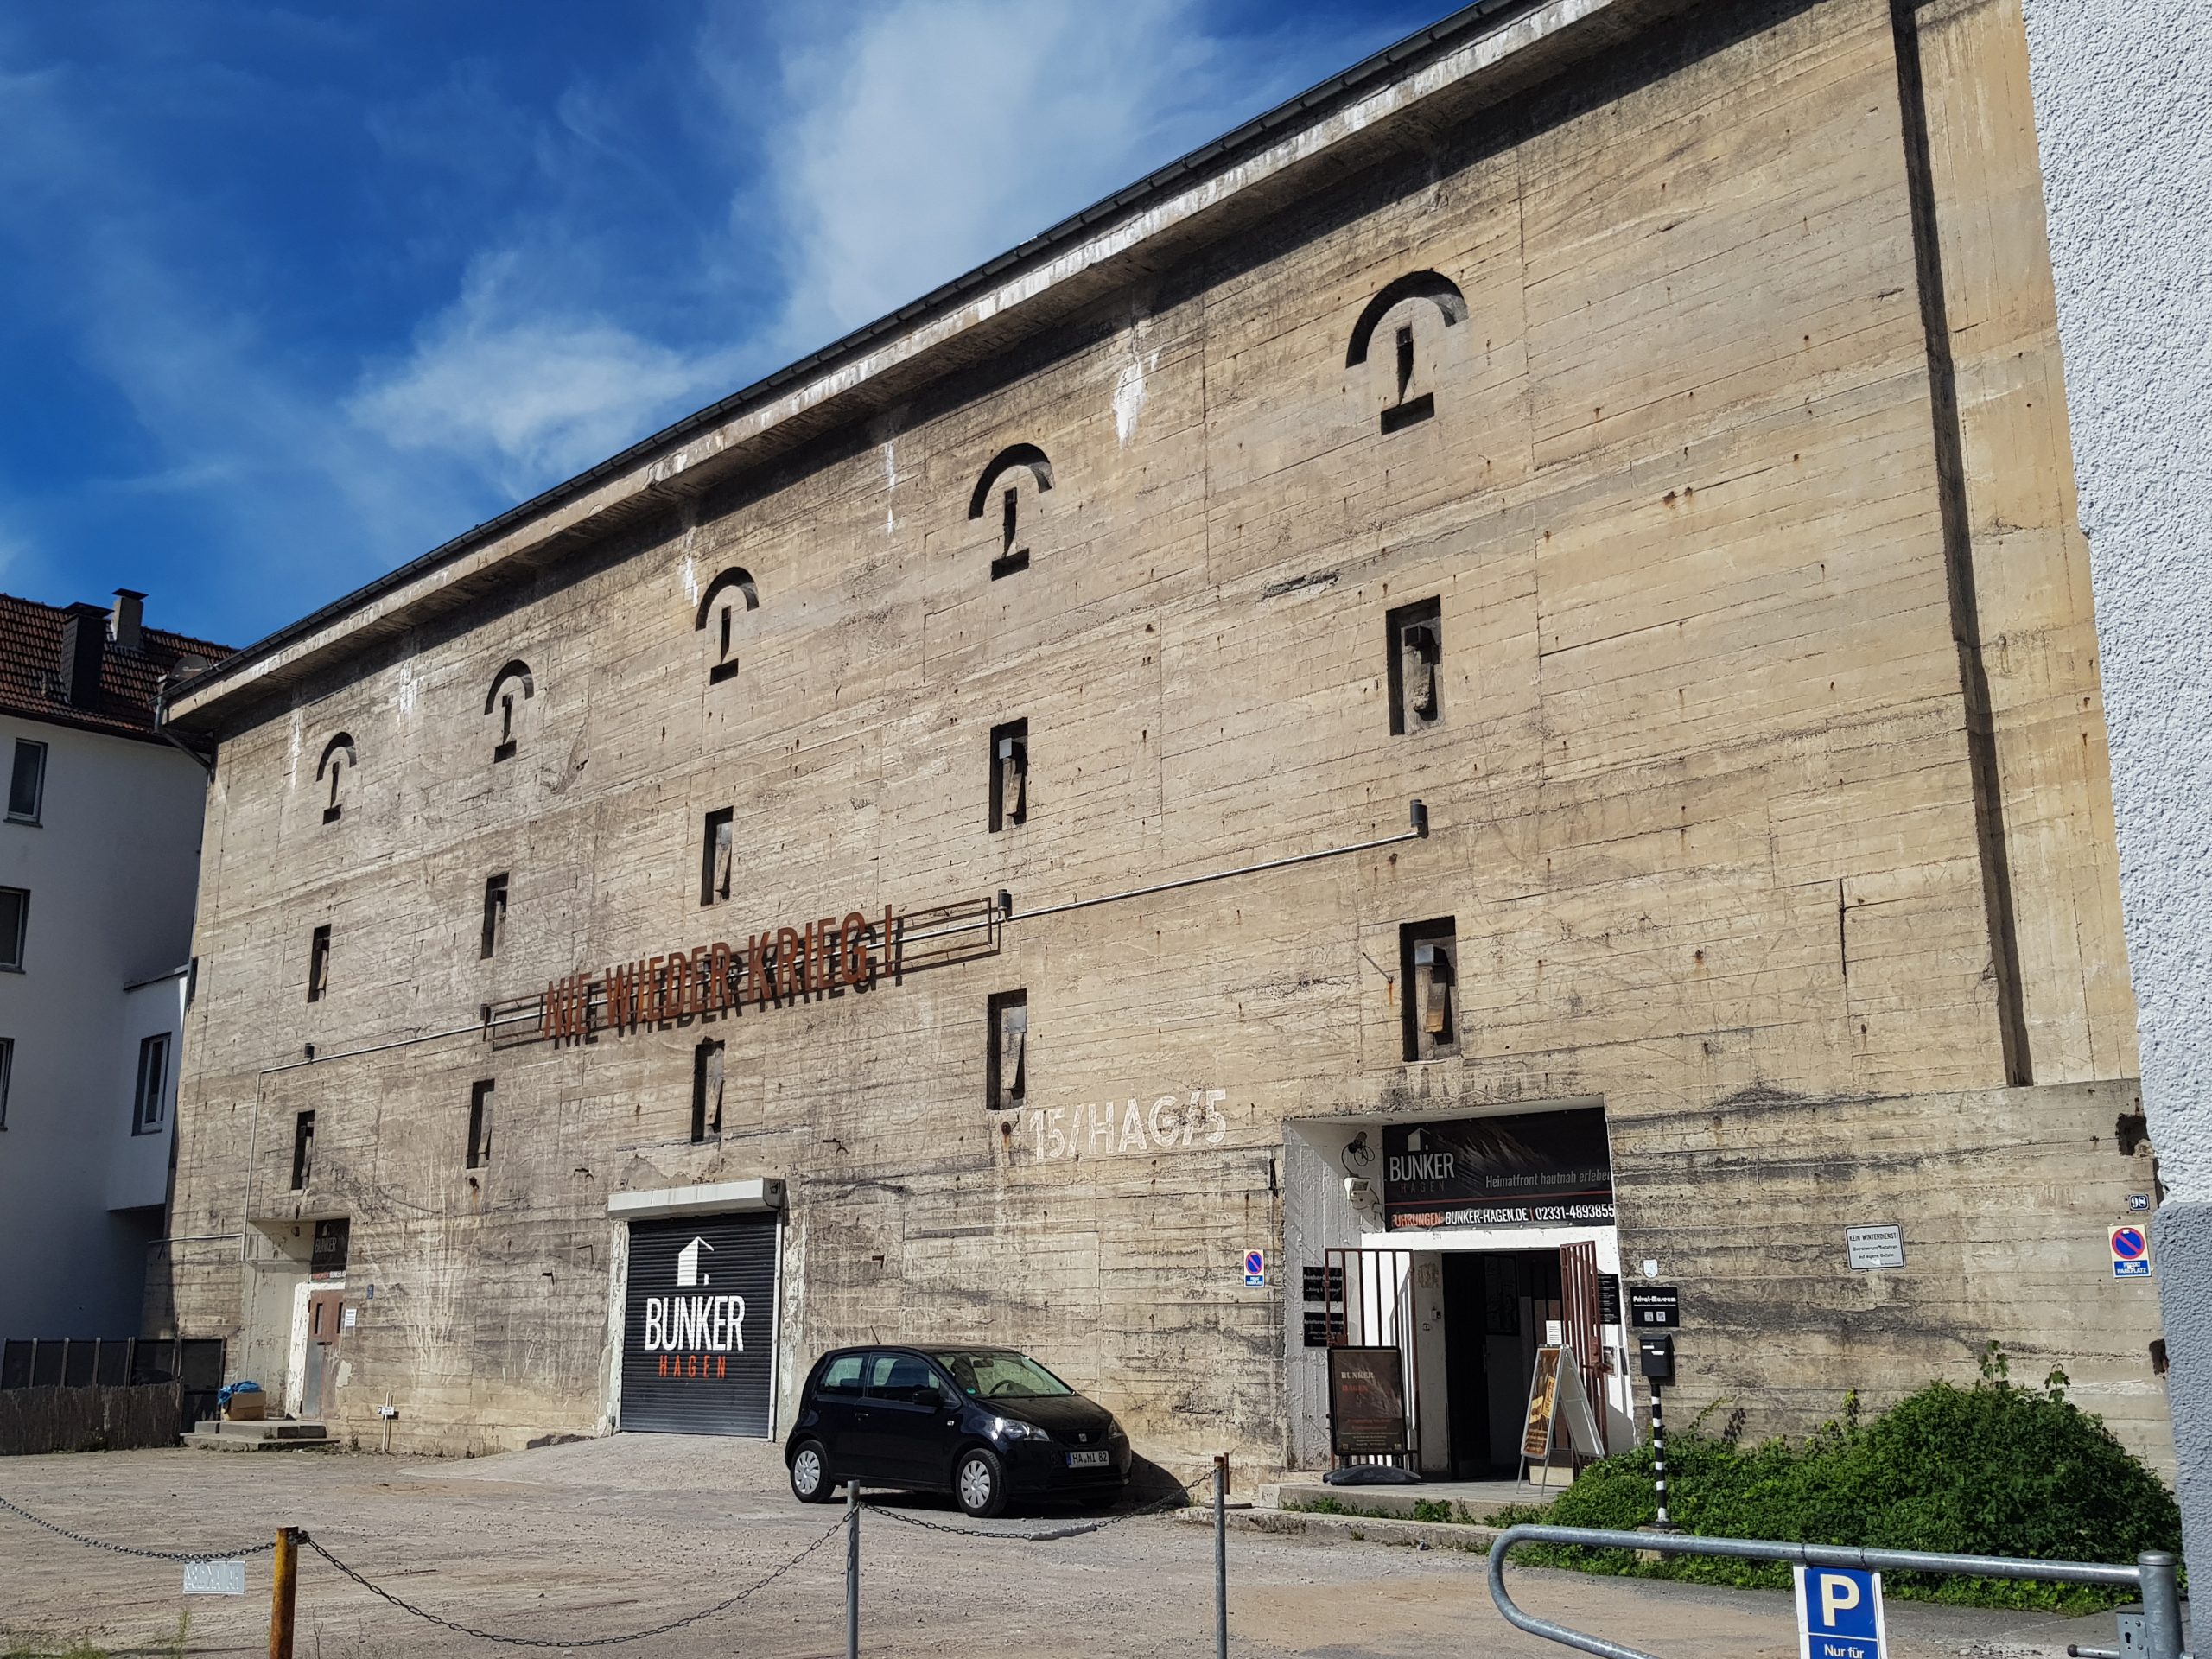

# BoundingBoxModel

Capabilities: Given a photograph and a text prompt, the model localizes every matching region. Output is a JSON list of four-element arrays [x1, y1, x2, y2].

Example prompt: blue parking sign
[[1796, 1566, 1885, 1659]]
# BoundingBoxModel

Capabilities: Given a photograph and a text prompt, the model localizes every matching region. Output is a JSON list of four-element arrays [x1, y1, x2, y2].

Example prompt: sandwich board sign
[[1519, 1345, 1606, 1486], [1795, 1564, 1885, 1659]]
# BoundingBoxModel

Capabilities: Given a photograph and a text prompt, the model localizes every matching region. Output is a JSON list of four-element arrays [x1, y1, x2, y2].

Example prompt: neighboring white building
[[2021, 0, 2212, 1589], [0, 590, 228, 1339]]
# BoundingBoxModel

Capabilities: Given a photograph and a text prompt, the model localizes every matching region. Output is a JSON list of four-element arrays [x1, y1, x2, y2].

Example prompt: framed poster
[[1327, 1345, 1409, 1458]]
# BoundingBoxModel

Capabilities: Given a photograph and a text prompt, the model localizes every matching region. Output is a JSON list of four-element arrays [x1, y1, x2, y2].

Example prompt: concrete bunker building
[[154, 0, 2165, 1477]]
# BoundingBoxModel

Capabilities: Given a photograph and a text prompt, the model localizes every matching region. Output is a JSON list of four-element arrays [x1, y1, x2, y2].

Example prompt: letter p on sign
[[1795, 1566, 1885, 1659]]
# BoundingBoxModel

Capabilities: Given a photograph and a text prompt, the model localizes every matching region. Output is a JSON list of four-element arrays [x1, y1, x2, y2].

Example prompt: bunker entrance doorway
[[617, 1211, 779, 1436], [1440, 1249, 1562, 1478]]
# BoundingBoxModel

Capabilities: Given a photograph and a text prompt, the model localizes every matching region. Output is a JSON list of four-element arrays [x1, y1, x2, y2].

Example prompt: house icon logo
[[677, 1237, 713, 1288]]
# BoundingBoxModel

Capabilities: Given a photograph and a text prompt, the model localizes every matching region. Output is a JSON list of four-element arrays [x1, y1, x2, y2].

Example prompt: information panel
[[1327, 1345, 1410, 1457]]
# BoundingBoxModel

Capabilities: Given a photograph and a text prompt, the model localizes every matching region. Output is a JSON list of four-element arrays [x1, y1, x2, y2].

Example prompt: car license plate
[[1067, 1450, 1110, 1469]]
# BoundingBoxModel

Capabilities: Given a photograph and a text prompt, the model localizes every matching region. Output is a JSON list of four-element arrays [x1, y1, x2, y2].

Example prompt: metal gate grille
[[1559, 1240, 1608, 1456], [620, 1213, 779, 1436]]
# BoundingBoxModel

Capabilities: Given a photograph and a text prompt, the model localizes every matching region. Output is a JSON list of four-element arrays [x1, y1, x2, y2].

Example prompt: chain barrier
[[0, 1491, 276, 1562], [296, 1512, 847, 1649], [859, 1472, 1211, 1542]]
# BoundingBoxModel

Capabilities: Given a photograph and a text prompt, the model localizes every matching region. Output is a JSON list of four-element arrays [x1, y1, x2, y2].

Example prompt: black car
[[785, 1346, 1132, 1517]]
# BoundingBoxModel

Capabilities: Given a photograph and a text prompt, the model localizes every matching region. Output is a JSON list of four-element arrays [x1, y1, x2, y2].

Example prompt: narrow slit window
[[7, 740, 46, 824], [1386, 597, 1444, 734], [987, 990, 1028, 1112], [132, 1033, 170, 1135], [0, 887, 26, 970], [290, 1110, 315, 1191], [307, 925, 331, 1003], [1399, 918, 1459, 1062], [480, 874, 509, 960], [0, 1037, 14, 1129], [701, 808, 735, 906], [493, 693, 518, 763], [467, 1080, 493, 1170], [989, 719, 1028, 832], [992, 486, 1030, 580], [691, 1039, 725, 1143], [1379, 319, 1437, 435]]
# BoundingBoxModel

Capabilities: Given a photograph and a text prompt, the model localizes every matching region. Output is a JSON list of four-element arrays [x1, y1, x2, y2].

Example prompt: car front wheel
[[790, 1439, 833, 1503], [955, 1446, 1007, 1518]]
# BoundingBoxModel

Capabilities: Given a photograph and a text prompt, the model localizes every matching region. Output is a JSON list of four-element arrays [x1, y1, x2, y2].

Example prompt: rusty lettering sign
[[537, 905, 899, 1043]]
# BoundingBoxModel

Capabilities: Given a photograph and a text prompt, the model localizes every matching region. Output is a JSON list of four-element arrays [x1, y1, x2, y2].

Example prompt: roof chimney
[[111, 589, 144, 653], [60, 603, 107, 710]]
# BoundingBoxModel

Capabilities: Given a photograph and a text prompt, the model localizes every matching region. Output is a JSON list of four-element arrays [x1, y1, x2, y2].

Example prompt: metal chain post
[[1213, 1453, 1228, 1659], [269, 1526, 298, 1659], [845, 1480, 860, 1659]]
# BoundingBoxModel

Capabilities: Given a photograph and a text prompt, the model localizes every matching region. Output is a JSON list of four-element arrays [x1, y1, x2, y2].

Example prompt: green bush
[[1493, 1345, 2180, 1614]]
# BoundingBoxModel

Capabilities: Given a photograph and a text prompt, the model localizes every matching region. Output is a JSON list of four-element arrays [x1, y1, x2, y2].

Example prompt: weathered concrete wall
[[156, 0, 2156, 1478], [2021, 0, 2212, 1580]]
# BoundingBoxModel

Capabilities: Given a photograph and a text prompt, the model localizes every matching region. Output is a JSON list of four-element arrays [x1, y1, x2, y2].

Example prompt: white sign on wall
[[1846, 1225, 1904, 1270]]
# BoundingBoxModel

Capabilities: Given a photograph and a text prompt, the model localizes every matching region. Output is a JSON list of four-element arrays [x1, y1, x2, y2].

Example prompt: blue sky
[[0, 1, 1433, 649]]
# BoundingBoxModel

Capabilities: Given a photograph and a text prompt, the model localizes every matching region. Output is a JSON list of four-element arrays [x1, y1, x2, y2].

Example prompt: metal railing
[[1488, 1524, 2185, 1659]]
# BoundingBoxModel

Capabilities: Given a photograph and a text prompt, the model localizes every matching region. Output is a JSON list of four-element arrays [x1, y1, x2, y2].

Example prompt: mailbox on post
[[1638, 1334, 1675, 1382]]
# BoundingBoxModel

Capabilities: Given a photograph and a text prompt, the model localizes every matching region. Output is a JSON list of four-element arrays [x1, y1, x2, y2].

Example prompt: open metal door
[[1559, 1239, 1608, 1457]]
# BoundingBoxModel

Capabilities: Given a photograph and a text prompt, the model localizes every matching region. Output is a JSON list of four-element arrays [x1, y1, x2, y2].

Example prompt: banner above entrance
[[1381, 1108, 1614, 1231]]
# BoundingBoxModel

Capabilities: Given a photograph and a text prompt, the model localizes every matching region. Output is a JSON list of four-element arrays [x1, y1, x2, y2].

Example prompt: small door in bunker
[[1440, 1251, 1563, 1478], [302, 1288, 346, 1421]]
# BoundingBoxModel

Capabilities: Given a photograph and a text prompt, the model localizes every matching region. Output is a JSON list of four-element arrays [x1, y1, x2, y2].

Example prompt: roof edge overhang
[[166, 0, 1672, 737]]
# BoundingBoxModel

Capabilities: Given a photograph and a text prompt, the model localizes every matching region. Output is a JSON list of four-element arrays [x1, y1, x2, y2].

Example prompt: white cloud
[[348, 254, 743, 496], [731, 0, 1236, 351]]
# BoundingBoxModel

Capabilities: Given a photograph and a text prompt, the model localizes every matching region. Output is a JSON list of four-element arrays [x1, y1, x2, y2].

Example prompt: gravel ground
[[0, 1435, 2128, 1658]]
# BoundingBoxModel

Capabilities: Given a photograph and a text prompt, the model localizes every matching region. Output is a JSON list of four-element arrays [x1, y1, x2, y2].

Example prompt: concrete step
[[181, 1419, 333, 1452], [1260, 1480, 1559, 1523]]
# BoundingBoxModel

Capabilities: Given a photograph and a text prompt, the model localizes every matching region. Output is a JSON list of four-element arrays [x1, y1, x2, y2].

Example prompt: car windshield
[[928, 1350, 1074, 1400]]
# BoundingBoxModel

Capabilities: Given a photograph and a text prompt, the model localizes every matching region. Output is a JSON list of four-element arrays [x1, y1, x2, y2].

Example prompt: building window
[[307, 925, 331, 1002], [1400, 918, 1459, 1062], [1346, 270, 1468, 435], [968, 443, 1053, 581], [315, 734, 355, 823], [486, 660, 534, 763], [987, 990, 1027, 1111], [701, 808, 734, 906], [989, 720, 1028, 832], [290, 1110, 315, 1191], [132, 1033, 170, 1135], [0, 1037, 12, 1128], [1387, 598, 1443, 734], [7, 740, 46, 824], [0, 887, 24, 970], [481, 874, 509, 960], [691, 1039, 725, 1143], [695, 569, 760, 685], [467, 1080, 493, 1169]]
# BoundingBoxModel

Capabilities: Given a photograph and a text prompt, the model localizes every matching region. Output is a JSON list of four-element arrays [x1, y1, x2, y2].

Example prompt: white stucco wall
[[2021, 0, 2212, 1586], [2020, 0, 2212, 1198], [0, 715, 207, 1338]]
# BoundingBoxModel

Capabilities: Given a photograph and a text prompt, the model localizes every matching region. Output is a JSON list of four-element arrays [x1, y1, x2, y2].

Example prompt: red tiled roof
[[0, 594, 234, 745]]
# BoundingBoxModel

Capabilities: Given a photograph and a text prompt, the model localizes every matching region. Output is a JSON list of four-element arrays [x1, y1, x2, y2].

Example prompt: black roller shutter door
[[620, 1212, 779, 1435]]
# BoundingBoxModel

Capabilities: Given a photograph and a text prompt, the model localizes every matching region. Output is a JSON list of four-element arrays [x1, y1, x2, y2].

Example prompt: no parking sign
[[2112, 1224, 2152, 1279], [1796, 1565, 1885, 1659]]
